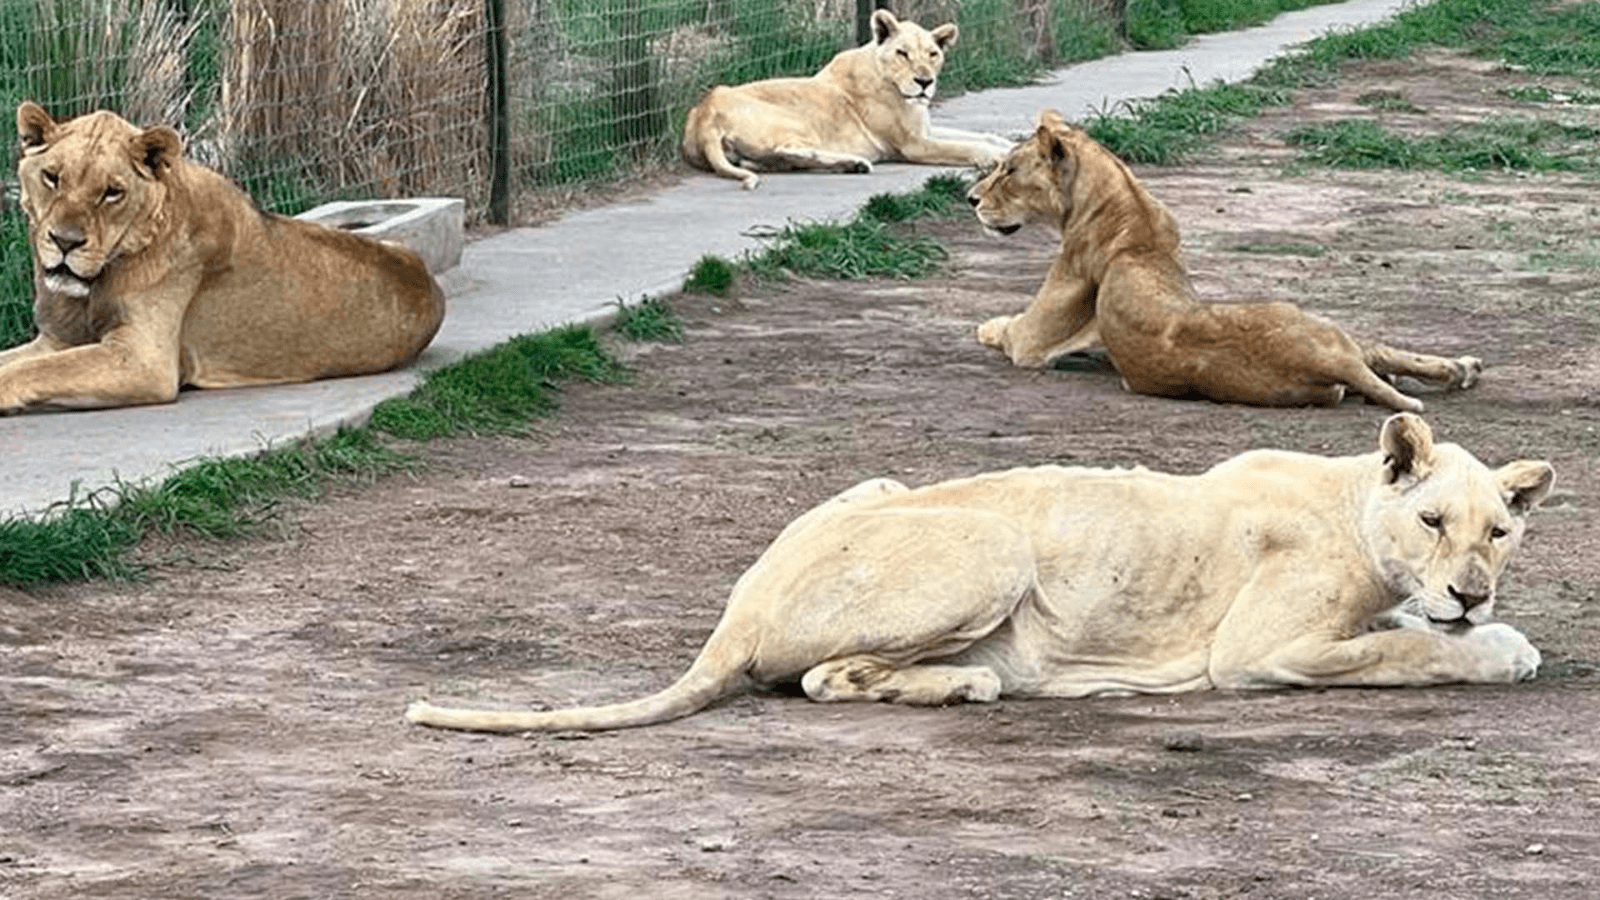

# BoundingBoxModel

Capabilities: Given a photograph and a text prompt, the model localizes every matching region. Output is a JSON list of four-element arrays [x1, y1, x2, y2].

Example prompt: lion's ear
[[1497, 460, 1554, 515], [1378, 413, 1435, 484], [131, 125, 183, 177], [17, 102, 56, 149], [870, 9, 899, 45], [931, 23, 958, 49], [1039, 126, 1075, 180]]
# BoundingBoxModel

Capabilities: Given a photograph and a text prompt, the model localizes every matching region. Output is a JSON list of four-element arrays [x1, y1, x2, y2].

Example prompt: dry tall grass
[[220, 0, 484, 208], [23, 0, 197, 124]]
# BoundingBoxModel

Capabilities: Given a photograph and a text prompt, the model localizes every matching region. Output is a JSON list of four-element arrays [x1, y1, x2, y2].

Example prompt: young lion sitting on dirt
[[407, 413, 1551, 733], [0, 102, 445, 414], [967, 109, 1481, 412], [681, 9, 1014, 190]]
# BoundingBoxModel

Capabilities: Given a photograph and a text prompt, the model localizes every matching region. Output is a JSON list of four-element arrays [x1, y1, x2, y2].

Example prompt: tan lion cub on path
[[408, 413, 1552, 733], [681, 9, 1014, 190], [968, 109, 1482, 412], [0, 102, 444, 413]]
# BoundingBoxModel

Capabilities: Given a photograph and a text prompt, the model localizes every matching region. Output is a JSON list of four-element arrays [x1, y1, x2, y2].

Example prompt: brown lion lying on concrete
[[967, 109, 1481, 411], [0, 102, 445, 414]]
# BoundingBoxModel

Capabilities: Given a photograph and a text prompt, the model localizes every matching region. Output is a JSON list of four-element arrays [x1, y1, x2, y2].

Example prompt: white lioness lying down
[[407, 414, 1552, 733], [681, 9, 1013, 189]]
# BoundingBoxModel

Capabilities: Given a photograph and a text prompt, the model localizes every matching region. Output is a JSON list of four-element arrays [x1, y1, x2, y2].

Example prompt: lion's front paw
[[1464, 622, 1541, 682], [1455, 356, 1483, 390], [976, 315, 1012, 350]]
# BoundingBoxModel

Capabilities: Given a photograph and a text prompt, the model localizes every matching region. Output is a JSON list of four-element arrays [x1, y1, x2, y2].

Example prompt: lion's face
[[1364, 414, 1553, 627], [967, 112, 1075, 235], [870, 10, 957, 105], [16, 103, 180, 298]]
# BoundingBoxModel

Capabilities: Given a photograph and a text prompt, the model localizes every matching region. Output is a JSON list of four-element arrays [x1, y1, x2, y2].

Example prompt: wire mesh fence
[[1, 0, 1124, 346]]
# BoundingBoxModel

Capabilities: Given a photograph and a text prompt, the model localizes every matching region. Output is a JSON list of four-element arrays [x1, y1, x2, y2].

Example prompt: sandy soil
[[3, 53, 1599, 899]]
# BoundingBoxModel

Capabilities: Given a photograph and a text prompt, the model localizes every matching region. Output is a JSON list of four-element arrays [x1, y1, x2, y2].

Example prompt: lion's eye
[[1420, 512, 1443, 530], [1490, 525, 1508, 539], [41, 170, 59, 189], [897, 48, 910, 58], [102, 186, 125, 204]]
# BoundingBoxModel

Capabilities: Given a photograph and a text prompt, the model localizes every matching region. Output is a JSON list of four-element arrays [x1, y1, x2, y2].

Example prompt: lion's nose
[[49, 230, 86, 254], [1449, 586, 1490, 611], [966, 191, 980, 207], [915, 76, 933, 91]]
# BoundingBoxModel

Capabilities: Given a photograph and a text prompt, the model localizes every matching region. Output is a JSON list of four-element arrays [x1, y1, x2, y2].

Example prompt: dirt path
[[3, 53, 1599, 899]]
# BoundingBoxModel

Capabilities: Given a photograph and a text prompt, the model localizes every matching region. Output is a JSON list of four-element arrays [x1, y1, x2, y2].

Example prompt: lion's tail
[[405, 630, 753, 733], [683, 94, 760, 189]]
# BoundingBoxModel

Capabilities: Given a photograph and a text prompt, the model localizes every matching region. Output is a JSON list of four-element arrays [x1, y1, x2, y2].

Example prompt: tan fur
[[407, 414, 1552, 733], [967, 109, 1482, 412], [0, 102, 445, 413], [681, 9, 1013, 190]]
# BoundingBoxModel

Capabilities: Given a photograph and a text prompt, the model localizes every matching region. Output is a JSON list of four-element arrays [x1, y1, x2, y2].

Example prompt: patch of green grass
[[0, 206, 34, 351], [613, 295, 684, 342], [1087, 80, 1286, 164], [860, 173, 973, 223], [743, 217, 946, 282], [1126, 0, 1187, 50], [0, 494, 143, 585], [370, 325, 624, 440], [737, 174, 959, 281], [1528, 248, 1600, 271], [1227, 241, 1327, 257], [1500, 84, 1600, 105], [683, 254, 737, 295], [1, 318, 635, 586], [1355, 89, 1425, 112], [0, 427, 414, 587], [1092, 0, 1600, 166], [1283, 118, 1593, 172], [115, 427, 416, 539]]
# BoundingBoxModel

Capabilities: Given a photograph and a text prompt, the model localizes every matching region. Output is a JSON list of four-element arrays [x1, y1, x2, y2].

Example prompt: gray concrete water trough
[[296, 197, 465, 275]]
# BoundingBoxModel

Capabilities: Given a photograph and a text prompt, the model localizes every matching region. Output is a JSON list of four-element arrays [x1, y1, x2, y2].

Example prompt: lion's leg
[[801, 657, 1002, 705], [0, 332, 68, 369], [978, 264, 1099, 368], [762, 145, 873, 174], [928, 125, 1016, 153], [1219, 623, 1540, 688], [1361, 340, 1482, 390], [897, 134, 1009, 168], [732, 506, 1037, 701], [0, 332, 180, 412]]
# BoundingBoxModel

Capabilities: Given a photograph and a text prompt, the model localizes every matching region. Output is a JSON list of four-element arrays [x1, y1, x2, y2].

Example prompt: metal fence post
[[485, 0, 510, 225]]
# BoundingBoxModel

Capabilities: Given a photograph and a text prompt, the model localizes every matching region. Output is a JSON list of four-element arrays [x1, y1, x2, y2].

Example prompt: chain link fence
[[1, 0, 1124, 347]]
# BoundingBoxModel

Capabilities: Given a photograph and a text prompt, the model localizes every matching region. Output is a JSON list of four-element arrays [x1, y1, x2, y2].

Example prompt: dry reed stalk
[[220, 0, 483, 208]]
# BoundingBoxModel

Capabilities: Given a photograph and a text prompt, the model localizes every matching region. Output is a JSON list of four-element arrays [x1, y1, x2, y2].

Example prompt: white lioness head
[[16, 101, 181, 298], [869, 9, 958, 106], [1365, 414, 1554, 627]]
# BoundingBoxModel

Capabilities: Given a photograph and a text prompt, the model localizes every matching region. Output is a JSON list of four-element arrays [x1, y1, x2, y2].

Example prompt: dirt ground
[[4, 53, 1599, 899]]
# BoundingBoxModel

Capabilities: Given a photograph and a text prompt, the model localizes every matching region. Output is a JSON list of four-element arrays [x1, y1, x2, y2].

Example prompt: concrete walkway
[[0, 0, 1408, 518]]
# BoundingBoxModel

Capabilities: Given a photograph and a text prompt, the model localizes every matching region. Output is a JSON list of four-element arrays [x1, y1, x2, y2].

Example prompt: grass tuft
[[861, 173, 973, 223], [1283, 118, 1594, 172], [614, 295, 685, 342], [683, 255, 737, 295], [370, 325, 624, 440]]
